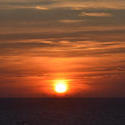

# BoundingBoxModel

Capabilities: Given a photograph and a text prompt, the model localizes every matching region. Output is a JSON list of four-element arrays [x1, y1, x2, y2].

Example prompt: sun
[[54, 80, 68, 93]]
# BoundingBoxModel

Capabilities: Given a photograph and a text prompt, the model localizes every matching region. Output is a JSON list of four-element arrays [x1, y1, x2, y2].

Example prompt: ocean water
[[0, 98, 125, 125]]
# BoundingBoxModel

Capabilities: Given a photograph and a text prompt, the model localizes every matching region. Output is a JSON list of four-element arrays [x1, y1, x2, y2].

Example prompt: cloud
[[79, 12, 112, 17], [0, 37, 125, 58], [1, 28, 125, 42], [0, 0, 125, 10], [0, 5, 49, 10], [35, 6, 48, 10], [59, 19, 83, 23], [0, 0, 125, 35]]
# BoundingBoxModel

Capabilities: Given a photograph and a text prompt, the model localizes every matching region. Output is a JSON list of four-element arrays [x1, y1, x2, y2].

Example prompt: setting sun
[[54, 80, 68, 93]]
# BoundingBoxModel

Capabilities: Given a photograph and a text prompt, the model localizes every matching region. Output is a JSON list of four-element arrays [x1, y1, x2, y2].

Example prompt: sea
[[0, 98, 125, 125]]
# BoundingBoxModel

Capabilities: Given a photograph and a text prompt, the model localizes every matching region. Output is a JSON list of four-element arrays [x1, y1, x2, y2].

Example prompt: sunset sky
[[0, 0, 125, 97]]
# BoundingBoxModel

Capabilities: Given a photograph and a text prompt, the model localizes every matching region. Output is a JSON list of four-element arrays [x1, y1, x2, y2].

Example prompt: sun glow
[[54, 80, 68, 93]]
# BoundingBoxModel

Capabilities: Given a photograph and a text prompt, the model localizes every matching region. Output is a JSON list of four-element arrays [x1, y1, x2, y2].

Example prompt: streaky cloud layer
[[0, 0, 125, 97]]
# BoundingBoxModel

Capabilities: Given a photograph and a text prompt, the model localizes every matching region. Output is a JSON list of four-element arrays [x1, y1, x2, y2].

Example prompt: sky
[[0, 0, 125, 97]]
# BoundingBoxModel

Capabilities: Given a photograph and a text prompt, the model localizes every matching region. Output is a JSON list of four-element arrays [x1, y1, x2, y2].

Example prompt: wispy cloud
[[59, 19, 83, 23], [35, 6, 48, 10], [79, 12, 112, 17], [0, 37, 125, 58], [0, 0, 125, 10], [0, 5, 49, 10]]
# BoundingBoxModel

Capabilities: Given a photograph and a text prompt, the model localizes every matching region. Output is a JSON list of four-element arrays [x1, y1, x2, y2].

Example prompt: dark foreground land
[[0, 98, 125, 125]]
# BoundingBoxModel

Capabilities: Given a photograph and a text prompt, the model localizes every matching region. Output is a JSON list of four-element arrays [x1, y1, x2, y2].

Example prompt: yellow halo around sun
[[54, 80, 68, 93]]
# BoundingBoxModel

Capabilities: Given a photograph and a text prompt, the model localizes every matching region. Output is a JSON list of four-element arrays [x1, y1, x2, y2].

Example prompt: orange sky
[[0, 0, 125, 97]]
